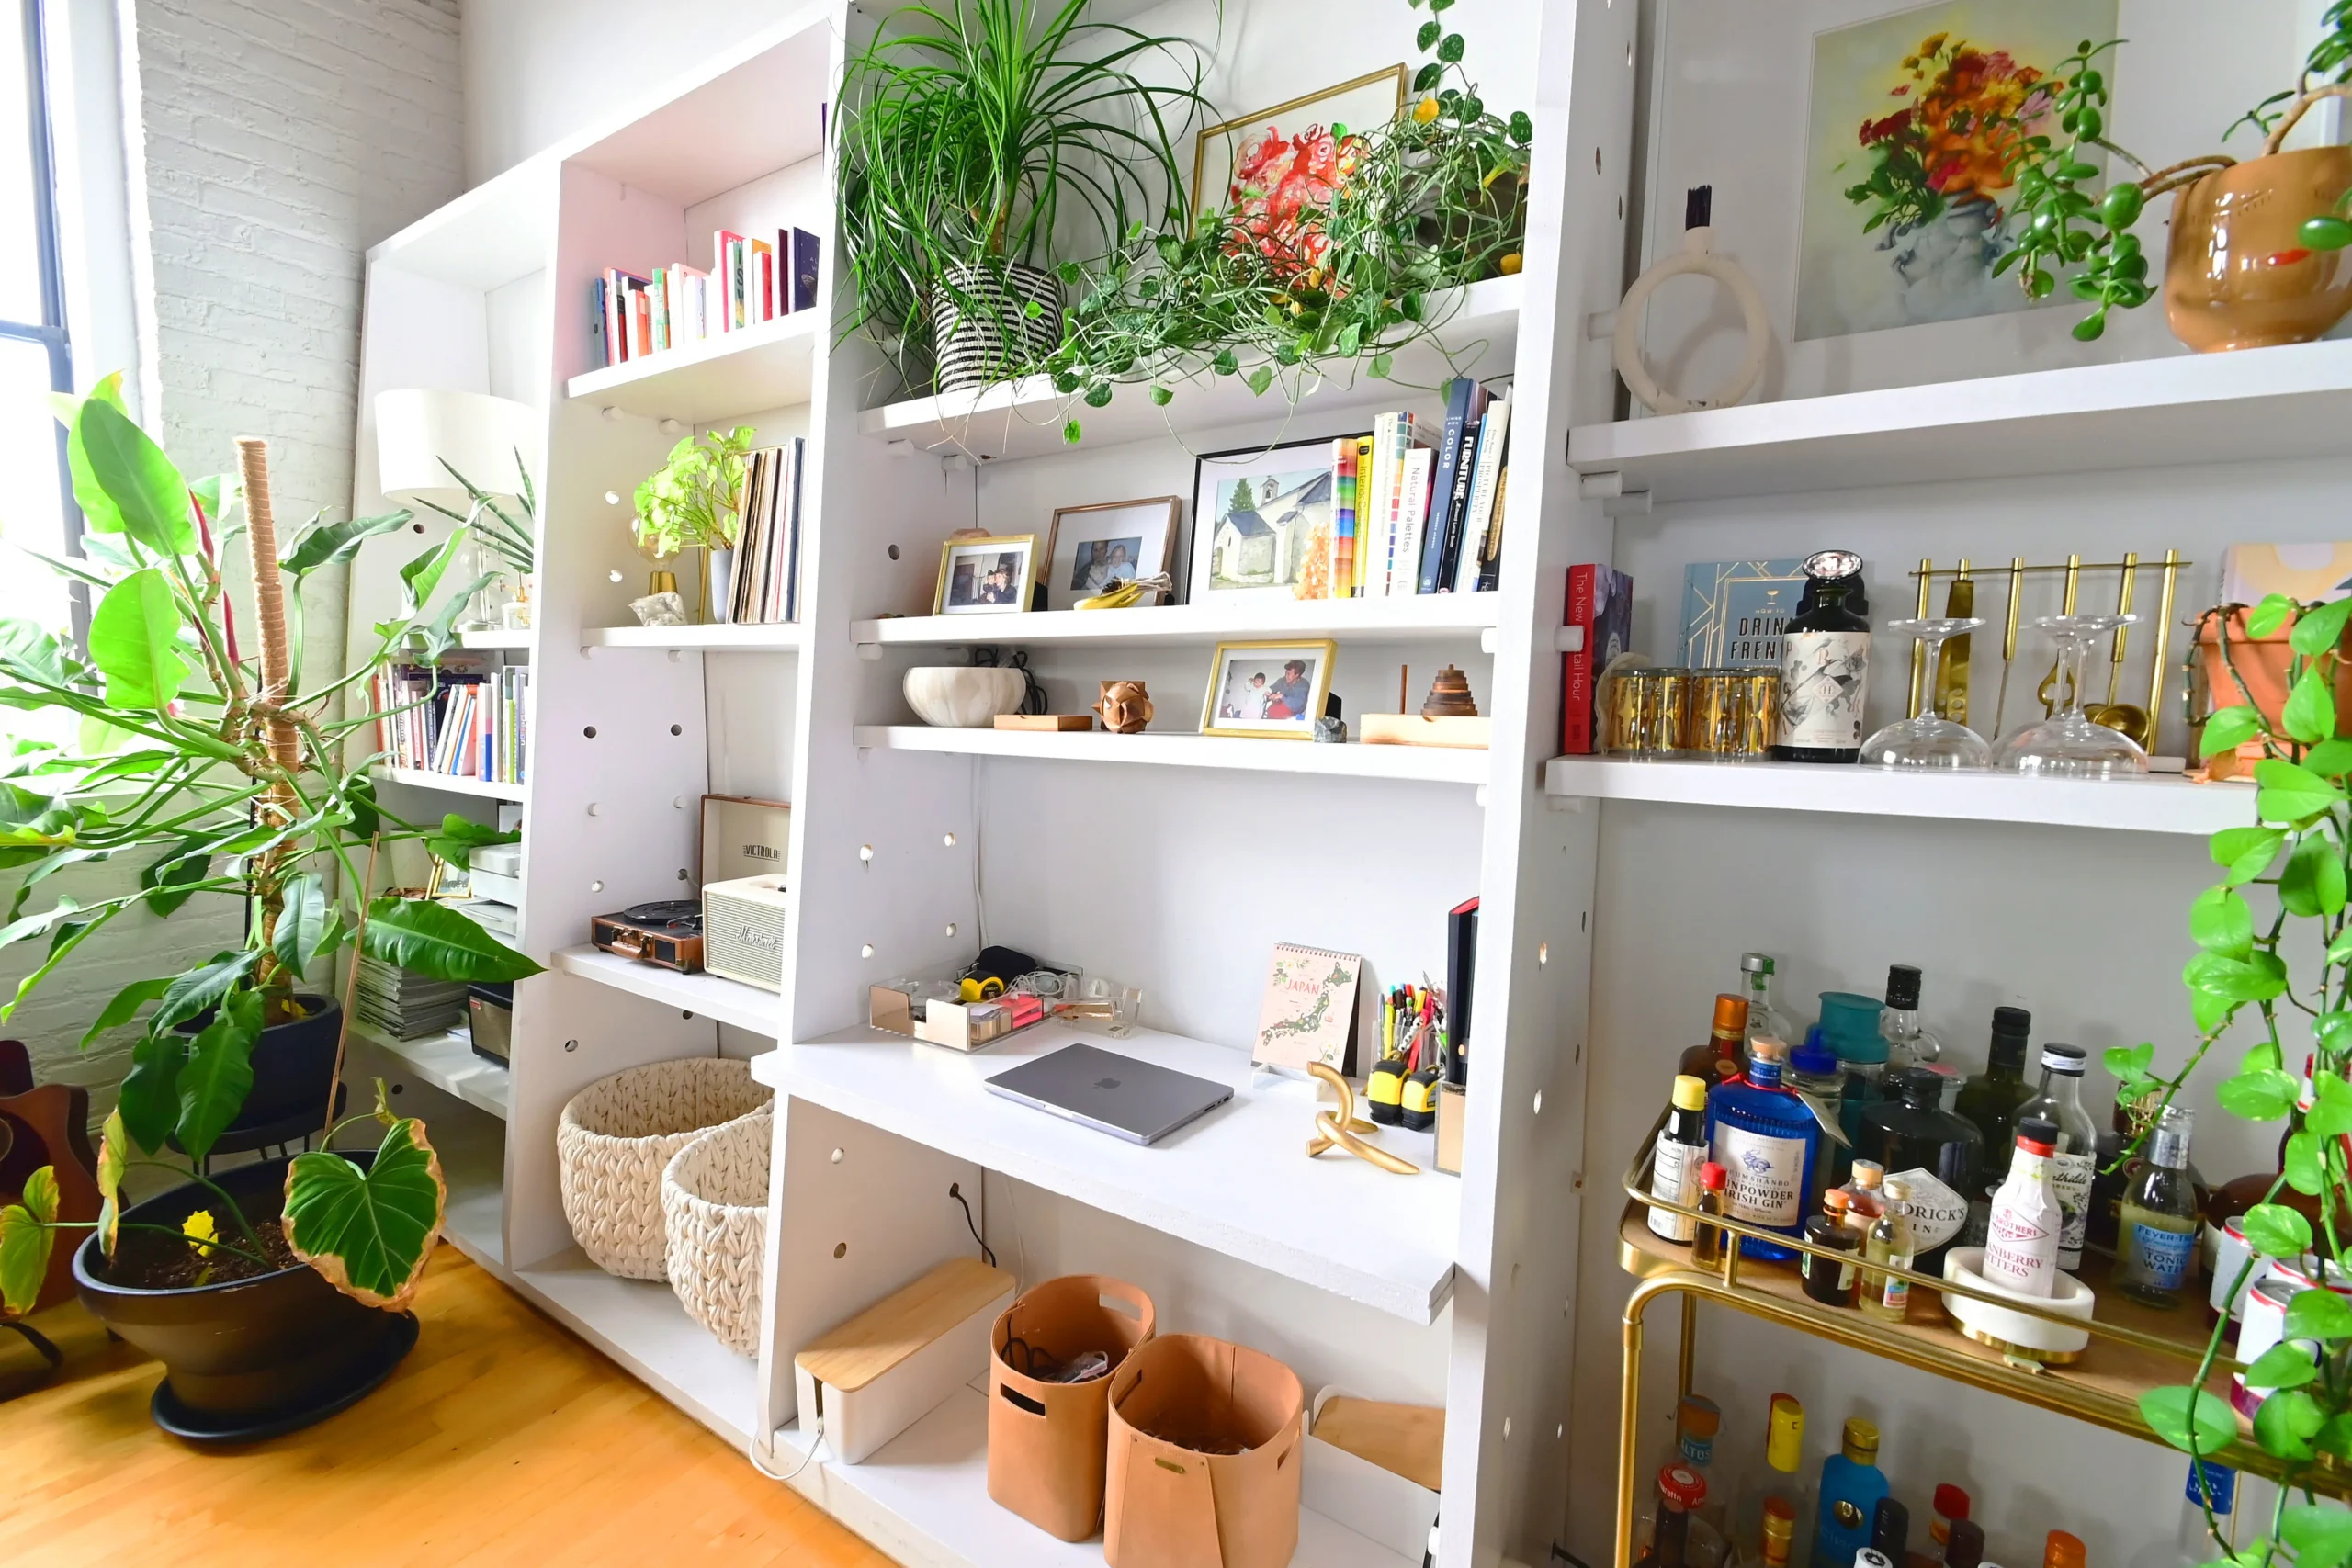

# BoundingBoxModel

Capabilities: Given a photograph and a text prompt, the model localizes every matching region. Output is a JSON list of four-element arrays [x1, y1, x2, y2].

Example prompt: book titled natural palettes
[[1294, 377, 1510, 600], [594, 227, 820, 367]]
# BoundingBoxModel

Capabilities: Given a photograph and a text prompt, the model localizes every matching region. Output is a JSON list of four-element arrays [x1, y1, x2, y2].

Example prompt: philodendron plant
[[0, 375, 541, 1316], [2120, 592, 2352, 1560]]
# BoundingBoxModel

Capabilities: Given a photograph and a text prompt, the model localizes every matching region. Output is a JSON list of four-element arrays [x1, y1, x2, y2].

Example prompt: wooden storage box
[[867, 981, 1045, 1053], [793, 1256, 1015, 1464], [988, 1275, 1157, 1541], [1300, 1389, 1442, 1561], [1104, 1334, 1304, 1568], [1359, 713, 1492, 749]]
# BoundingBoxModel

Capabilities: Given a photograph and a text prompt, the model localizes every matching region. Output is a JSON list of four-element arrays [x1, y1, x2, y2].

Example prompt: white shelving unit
[[578, 622, 804, 651], [350, 1021, 512, 1118], [370, 764, 528, 803], [553, 944, 785, 1035], [852, 724, 1492, 784], [853, 593, 1502, 649], [566, 310, 820, 423]]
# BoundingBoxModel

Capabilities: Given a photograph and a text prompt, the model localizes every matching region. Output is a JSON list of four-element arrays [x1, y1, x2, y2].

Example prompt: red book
[[630, 286, 652, 358], [749, 237, 775, 321], [1561, 564, 1633, 754]]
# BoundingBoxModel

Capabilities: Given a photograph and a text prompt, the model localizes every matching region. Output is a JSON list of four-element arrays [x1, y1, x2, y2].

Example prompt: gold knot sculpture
[[1306, 1063, 1419, 1175], [1095, 680, 1153, 734]]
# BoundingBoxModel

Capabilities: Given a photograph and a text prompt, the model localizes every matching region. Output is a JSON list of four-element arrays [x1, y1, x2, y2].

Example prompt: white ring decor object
[[1613, 221, 1770, 416], [558, 1057, 769, 1280], [662, 1106, 774, 1354]]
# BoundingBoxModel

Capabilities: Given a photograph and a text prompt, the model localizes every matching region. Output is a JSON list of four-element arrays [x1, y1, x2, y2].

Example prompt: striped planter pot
[[931, 261, 1063, 392]]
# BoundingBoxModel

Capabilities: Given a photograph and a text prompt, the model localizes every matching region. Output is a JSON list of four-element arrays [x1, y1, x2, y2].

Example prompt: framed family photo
[[1190, 436, 1363, 602], [1043, 497, 1182, 611], [933, 535, 1037, 615], [1201, 639, 1336, 739], [1192, 65, 1407, 219]]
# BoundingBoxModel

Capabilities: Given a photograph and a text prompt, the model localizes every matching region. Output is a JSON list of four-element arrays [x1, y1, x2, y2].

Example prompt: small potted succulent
[[0, 378, 540, 1437]]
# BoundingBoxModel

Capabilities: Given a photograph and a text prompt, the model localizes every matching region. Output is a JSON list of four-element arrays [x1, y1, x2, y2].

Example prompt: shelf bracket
[[1585, 309, 1619, 341], [856, 642, 882, 661], [1554, 626, 1585, 654], [1547, 794, 1589, 813]]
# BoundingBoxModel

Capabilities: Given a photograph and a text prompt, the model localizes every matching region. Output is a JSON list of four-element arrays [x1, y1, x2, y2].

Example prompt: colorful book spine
[[713, 231, 746, 331], [788, 228, 820, 312], [1456, 394, 1511, 592], [749, 237, 775, 321], [1351, 435, 1374, 595], [1419, 378, 1477, 594], [1396, 447, 1434, 599], [650, 270, 671, 353], [1331, 438, 1357, 600]]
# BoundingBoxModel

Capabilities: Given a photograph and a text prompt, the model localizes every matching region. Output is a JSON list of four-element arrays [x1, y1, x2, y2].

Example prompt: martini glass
[[1993, 614, 2149, 779], [1861, 617, 1992, 770]]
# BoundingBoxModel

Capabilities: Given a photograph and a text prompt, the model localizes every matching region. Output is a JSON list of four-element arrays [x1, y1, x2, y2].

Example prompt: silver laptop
[[984, 1043, 1234, 1145]]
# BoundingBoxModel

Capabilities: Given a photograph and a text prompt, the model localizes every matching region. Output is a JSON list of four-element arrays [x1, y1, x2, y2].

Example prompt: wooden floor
[[0, 1245, 900, 1566]]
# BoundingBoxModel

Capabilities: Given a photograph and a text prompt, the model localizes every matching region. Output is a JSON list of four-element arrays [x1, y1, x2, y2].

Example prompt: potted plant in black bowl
[[0, 377, 540, 1438]]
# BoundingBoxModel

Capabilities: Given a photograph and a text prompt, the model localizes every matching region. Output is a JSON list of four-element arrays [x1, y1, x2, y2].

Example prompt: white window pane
[[0, 7, 41, 324], [0, 334, 69, 631]]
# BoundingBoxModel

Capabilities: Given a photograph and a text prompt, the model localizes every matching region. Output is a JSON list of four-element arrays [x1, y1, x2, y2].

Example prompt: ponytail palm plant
[[838, 0, 1210, 388], [0, 376, 540, 1315]]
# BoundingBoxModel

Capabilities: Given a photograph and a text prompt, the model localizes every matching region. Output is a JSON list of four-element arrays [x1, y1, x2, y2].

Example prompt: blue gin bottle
[[1706, 1035, 1823, 1262]]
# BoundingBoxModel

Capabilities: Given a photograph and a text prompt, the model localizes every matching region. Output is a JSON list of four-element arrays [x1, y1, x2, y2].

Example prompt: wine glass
[[1861, 618, 1992, 770], [1994, 615, 2149, 779]]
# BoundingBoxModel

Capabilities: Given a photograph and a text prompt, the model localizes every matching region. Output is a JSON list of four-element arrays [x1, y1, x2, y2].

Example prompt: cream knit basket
[[662, 1107, 773, 1354], [558, 1057, 768, 1280]]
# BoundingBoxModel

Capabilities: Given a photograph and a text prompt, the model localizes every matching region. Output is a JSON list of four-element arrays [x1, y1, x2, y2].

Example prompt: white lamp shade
[[375, 388, 537, 510]]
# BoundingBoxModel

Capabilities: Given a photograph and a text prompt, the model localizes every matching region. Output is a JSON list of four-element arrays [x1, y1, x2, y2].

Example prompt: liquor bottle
[[2015, 1044, 2098, 1272], [2118, 1105, 2200, 1308], [1803, 1204, 1862, 1308], [1813, 1417, 1890, 1568], [2044, 1531, 2085, 1568], [1740, 953, 1802, 1065], [1871, 1498, 1909, 1562], [1857, 1067, 1984, 1276], [1758, 1500, 1797, 1568], [1790, 1039, 1852, 1195], [1927, 1484, 1971, 1562], [1983, 1117, 2064, 1297], [1676, 1394, 1727, 1546], [1635, 1463, 1707, 1568], [1838, 1159, 1888, 1225], [1650, 1075, 1713, 1242], [1773, 549, 1870, 764], [1877, 964, 1942, 1070], [1683, 994, 1754, 1089], [2127, 1461, 2234, 1568], [1734, 1393, 1813, 1566], [1953, 1007, 2036, 1237], [1693, 1162, 1730, 1268], [1708, 1037, 1824, 1263], [1860, 1175, 1917, 1322], [1943, 1519, 1986, 1568], [1817, 991, 1891, 1151]]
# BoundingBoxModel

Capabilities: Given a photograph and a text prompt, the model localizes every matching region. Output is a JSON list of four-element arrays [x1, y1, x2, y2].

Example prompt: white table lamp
[[375, 388, 537, 510]]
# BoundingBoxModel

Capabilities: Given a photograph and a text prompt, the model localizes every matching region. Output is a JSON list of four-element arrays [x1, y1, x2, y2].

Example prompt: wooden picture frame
[[1191, 65, 1408, 218], [1043, 497, 1183, 611], [933, 535, 1038, 615], [1201, 638, 1337, 739]]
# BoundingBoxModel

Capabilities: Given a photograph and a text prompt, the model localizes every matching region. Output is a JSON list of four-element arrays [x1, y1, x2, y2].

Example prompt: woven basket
[[558, 1057, 768, 1280], [662, 1108, 773, 1354]]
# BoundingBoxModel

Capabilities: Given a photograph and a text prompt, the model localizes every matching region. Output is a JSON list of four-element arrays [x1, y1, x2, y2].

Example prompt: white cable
[[748, 1417, 826, 1484]]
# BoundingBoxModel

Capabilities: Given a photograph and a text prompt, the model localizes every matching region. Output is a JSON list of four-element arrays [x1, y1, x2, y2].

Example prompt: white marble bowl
[[904, 667, 1027, 728]]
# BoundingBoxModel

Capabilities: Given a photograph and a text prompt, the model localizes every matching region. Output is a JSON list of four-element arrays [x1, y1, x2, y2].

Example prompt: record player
[[590, 899, 705, 972]]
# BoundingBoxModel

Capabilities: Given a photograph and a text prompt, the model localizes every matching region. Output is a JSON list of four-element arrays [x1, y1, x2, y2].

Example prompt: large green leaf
[[424, 814, 517, 871], [283, 1117, 445, 1308], [2217, 1068, 2301, 1121], [2183, 949, 2288, 1004], [94, 1110, 125, 1258], [2245, 1340, 2319, 1390], [78, 975, 173, 1050], [85, 569, 187, 709], [150, 949, 261, 1035], [375, 530, 469, 638], [175, 987, 261, 1165], [2291, 594, 2352, 656], [2286, 664, 2340, 745], [0, 1166, 58, 1314], [2256, 758, 2345, 824], [2141, 1384, 2237, 1454], [2199, 704, 2263, 757], [2256, 1387, 2324, 1461], [77, 397, 196, 556], [52, 372, 130, 536], [2288, 1283, 2352, 1341], [282, 510, 412, 578], [2283, 1504, 2352, 1567], [271, 873, 331, 975], [0, 617, 77, 691], [361, 897, 543, 983], [2282, 833, 2349, 917], [2244, 1201, 2314, 1258], [2188, 886, 2254, 958], [2250, 593, 2299, 639], [116, 1029, 186, 1152], [140, 833, 215, 917]]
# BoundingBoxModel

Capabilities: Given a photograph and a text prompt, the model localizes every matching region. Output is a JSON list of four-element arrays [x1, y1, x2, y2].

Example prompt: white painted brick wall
[[6, 0, 463, 1121]]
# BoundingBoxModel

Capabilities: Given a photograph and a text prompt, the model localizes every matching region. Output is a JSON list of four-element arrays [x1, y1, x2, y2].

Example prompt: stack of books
[[596, 227, 820, 367], [1303, 378, 1511, 600], [354, 952, 469, 1040], [370, 655, 530, 785], [727, 439, 806, 624]]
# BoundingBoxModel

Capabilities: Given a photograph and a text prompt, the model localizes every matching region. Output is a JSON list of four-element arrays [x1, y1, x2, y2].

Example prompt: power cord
[[749, 1417, 825, 1483], [950, 1180, 996, 1268]]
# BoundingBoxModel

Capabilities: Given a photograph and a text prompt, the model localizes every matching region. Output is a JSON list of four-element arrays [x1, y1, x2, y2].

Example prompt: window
[[0, 0, 73, 638]]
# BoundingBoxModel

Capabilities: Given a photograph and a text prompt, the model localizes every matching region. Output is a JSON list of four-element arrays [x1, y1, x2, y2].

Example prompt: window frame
[[2, 0, 81, 645]]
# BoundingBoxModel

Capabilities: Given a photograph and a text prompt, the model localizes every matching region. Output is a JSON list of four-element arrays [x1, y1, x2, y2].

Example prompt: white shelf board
[[1566, 336, 2352, 503], [862, 276, 1521, 460], [371, 765, 527, 803], [855, 593, 1501, 650], [853, 725, 1490, 785], [581, 622, 804, 651], [442, 1174, 505, 1273], [352, 1022, 510, 1119], [367, 155, 555, 291], [554, 944, 786, 1036], [753, 1020, 1457, 1323], [1542, 755, 2253, 835], [510, 1245, 757, 1450], [458, 628, 532, 651], [566, 310, 820, 423], [771, 1383, 1414, 1568]]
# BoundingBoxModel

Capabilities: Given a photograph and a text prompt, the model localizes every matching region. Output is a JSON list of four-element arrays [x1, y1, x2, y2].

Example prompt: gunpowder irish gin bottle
[[1707, 1037, 1822, 1263]]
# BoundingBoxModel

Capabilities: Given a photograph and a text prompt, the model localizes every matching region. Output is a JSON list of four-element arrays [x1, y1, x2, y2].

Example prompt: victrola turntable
[[590, 899, 705, 972], [703, 874, 789, 990]]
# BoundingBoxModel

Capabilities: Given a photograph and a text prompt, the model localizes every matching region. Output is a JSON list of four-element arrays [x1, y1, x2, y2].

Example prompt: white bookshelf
[[553, 944, 785, 1035], [580, 622, 803, 651], [566, 309, 820, 423], [371, 765, 527, 803], [852, 724, 1491, 784], [853, 592, 1502, 650], [351, 1021, 512, 1118]]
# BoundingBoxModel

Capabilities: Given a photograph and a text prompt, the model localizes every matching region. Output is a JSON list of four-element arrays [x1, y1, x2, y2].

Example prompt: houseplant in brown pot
[[1999, 13, 2352, 350], [0, 378, 540, 1438]]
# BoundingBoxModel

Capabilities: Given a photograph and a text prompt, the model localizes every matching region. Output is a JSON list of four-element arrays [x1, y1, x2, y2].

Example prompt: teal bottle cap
[[1817, 990, 1886, 1063]]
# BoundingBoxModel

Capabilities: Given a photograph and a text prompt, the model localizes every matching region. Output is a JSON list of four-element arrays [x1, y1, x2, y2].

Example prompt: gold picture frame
[[1201, 638, 1338, 740], [1190, 65, 1408, 219], [933, 535, 1038, 615]]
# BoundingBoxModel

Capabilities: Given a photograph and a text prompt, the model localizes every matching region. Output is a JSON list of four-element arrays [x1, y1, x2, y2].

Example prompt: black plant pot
[[177, 993, 343, 1137], [74, 1155, 415, 1441]]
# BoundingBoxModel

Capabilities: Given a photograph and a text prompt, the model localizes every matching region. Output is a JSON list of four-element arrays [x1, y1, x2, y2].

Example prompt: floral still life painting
[[1794, 0, 2116, 340]]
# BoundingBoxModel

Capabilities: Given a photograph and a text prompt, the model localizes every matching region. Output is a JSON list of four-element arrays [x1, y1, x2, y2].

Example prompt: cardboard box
[[1435, 1081, 1465, 1176], [793, 1257, 1014, 1464], [1301, 1389, 1442, 1561], [988, 1275, 1157, 1541], [1105, 1335, 1304, 1568]]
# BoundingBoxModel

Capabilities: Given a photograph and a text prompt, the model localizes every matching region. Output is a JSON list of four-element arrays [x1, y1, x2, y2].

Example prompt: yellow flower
[[1918, 31, 1948, 54], [182, 1210, 218, 1255], [1903, 56, 1919, 70], [1414, 95, 1441, 124], [1498, 253, 1523, 275]]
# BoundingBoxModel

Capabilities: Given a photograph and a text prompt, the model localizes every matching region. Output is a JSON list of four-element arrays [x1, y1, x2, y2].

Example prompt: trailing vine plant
[[2119, 593, 2352, 1561], [1998, 11, 2352, 340], [1037, 0, 1532, 445]]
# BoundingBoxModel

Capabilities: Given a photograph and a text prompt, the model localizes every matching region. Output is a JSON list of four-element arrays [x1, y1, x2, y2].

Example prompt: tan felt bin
[[1104, 1334, 1304, 1568], [987, 1275, 1157, 1541]]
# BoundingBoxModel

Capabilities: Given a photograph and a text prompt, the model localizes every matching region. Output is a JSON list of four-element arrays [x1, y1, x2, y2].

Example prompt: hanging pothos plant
[[1038, 0, 1532, 445]]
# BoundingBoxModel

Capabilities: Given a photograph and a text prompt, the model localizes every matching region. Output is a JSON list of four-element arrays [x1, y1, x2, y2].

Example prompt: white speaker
[[703, 874, 790, 990]]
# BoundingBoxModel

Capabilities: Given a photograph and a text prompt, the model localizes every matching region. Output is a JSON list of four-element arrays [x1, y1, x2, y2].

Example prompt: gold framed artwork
[[1200, 639, 1337, 739], [1190, 65, 1408, 219], [1043, 497, 1183, 611], [933, 535, 1038, 615]]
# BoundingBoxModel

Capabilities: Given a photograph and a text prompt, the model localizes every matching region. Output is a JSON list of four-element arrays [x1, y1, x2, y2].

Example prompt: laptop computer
[[983, 1043, 1234, 1145]]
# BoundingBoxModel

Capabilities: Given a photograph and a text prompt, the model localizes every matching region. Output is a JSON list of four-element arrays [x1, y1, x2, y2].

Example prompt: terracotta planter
[[2195, 607, 2352, 778], [2165, 145, 2352, 353]]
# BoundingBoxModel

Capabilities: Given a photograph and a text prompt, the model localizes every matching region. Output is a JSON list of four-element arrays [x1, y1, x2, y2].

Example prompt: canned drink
[[1603, 669, 1651, 755], [1735, 670, 1780, 757], [1651, 670, 1692, 756], [1689, 669, 1743, 757]]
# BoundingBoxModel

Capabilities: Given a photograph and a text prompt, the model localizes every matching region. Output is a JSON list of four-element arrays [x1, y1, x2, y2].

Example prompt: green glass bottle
[[1951, 1006, 2034, 1241]]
